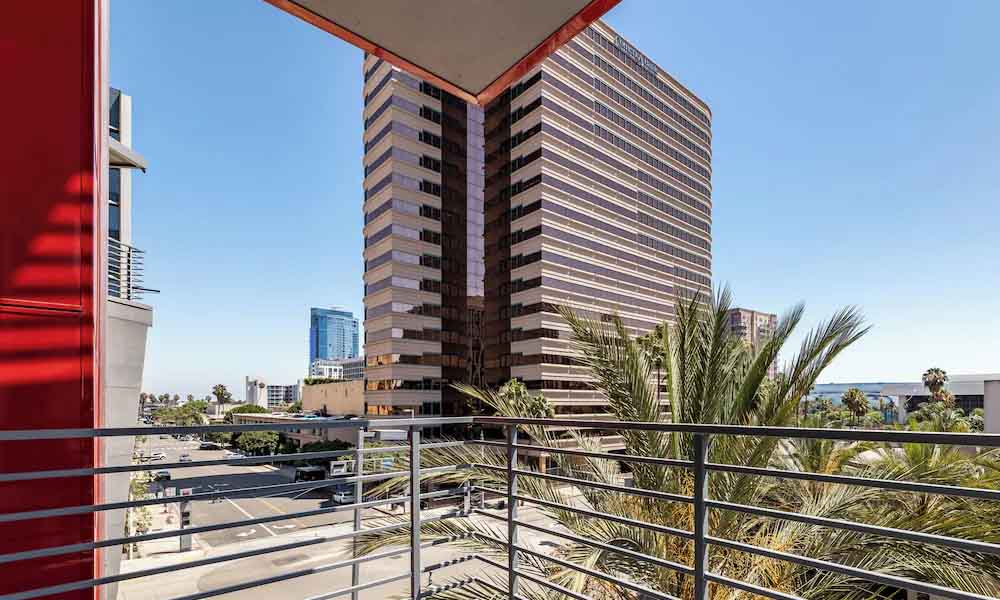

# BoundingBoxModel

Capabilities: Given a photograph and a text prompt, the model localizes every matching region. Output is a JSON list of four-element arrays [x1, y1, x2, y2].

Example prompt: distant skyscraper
[[727, 308, 778, 377], [310, 307, 360, 364]]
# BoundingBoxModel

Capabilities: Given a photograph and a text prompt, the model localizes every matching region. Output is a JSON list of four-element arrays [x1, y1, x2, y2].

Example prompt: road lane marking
[[225, 497, 277, 537]]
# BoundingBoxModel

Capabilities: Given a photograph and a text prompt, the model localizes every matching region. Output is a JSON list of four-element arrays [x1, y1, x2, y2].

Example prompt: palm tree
[[212, 383, 232, 405], [357, 290, 1000, 599], [841, 388, 868, 427], [922, 367, 948, 398]]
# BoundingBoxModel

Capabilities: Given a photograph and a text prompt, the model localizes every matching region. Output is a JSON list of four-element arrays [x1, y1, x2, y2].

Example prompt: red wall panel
[[0, 1, 102, 598]]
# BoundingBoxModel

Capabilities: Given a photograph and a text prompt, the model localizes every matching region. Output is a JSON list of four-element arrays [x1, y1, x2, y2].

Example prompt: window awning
[[109, 138, 148, 172], [264, 0, 621, 105]]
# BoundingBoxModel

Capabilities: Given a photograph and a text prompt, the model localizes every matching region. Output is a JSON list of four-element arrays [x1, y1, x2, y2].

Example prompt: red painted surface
[[475, 0, 622, 105], [0, 1, 103, 598], [263, 0, 621, 106]]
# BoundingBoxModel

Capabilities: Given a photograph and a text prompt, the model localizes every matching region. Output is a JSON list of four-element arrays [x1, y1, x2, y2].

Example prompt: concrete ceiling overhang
[[264, 0, 621, 105], [109, 138, 147, 172]]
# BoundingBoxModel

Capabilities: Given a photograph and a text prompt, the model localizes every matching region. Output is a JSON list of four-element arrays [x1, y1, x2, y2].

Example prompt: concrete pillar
[[985, 380, 1000, 434]]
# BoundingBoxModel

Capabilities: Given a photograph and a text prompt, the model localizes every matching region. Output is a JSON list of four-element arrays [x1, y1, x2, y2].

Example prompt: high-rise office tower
[[727, 308, 779, 377], [362, 54, 485, 418], [362, 21, 712, 421], [309, 307, 360, 365]]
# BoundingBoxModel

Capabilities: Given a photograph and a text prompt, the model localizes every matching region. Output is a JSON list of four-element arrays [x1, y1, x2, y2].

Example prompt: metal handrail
[[1, 416, 998, 600], [107, 237, 157, 301]]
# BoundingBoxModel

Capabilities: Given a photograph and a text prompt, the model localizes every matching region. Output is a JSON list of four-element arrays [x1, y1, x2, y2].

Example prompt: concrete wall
[[302, 380, 365, 416], [101, 298, 152, 599], [985, 380, 1000, 434]]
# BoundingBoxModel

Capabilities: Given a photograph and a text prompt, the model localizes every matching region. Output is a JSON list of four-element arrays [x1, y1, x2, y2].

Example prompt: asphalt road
[[138, 437, 382, 549]]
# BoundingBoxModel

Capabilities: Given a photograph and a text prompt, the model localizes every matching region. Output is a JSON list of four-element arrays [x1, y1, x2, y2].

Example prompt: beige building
[[361, 20, 712, 424], [727, 308, 778, 377], [230, 411, 359, 446], [302, 379, 365, 416]]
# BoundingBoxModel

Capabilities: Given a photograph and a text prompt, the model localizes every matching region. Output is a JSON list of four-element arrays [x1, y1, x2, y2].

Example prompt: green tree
[[286, 401, 303, 413], [223, 403, 268, 424], [212, 384, 233, 405], [357, 289, 1000, 599], [814, 395, 834, 414], [841, 387, 869, 426], [186, 400, 209, 413], [922, 367, 954, 406], [233, 431, 278, 456]]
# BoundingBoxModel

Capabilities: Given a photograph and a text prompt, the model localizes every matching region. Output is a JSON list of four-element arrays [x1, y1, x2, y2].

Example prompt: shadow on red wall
[[0, 2, 101, 598]]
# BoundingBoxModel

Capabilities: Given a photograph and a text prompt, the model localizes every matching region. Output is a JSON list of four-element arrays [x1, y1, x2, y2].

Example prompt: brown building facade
[[362, 20, 712, 421]]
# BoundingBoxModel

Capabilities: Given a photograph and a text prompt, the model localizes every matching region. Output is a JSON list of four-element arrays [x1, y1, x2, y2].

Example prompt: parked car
[[150, 452, 167, 461], [178, 454, 192, 463], [331, 489, 355, 505], [294, 466, 326, 482], [153, 470, 171, 482]]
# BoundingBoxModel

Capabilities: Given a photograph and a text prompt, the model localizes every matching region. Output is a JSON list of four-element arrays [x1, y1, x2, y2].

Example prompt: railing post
[[506, 424, 519, 599], [351, 426, 365, 600], [409, 425, 422, 600], [693, 433, 710, 600]]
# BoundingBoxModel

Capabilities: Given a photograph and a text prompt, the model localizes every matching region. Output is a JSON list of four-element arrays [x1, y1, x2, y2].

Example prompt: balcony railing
[[108, 237, 158, 301], [0, 417, 998, 600]]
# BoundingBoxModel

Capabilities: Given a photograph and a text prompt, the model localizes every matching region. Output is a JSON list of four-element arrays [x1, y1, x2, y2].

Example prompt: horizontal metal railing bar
[[369, 416, 475, 428], [474, 509, 694, 576], [0, 488, 464, 565], [708, 499, 1000, 556], [473, 532, 681, 600], [470, 484, 507, 498], [471, 439, 695, 469], [2, 450, 355, 483], [303, 572, 411, 600], [0, 417, 475, 441], [0, 465, 464, 523], [363, 440, 467, 454], [511, 493, 694, 540], [474, 417, 1000, 447], [0, 442, 463, 483], [0, 516, 464, 600], [707, 535, 995, 600], [704, 573, 805, 600], [9, 416, 997, 444], [705, 462, 1000, 502], [472, 463, 693, 504], [474, 554, 595, 600], [171, 535, 462, 600], [0, 420, 370, 440]]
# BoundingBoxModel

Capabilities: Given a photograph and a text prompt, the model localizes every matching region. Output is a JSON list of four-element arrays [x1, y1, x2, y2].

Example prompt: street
[[118, 436, 560, 599], [137, 437, 370, 549]]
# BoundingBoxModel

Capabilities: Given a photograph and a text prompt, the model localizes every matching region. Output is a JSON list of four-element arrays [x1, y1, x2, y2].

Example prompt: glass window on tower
[[109, 167, 121, 240], [110, 87, 121, 141]]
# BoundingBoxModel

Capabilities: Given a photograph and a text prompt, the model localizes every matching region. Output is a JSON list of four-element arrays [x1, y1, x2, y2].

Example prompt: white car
[[150, 452, 167, 461], [332, 490, 356, 505], [224, 451, 245, 459]]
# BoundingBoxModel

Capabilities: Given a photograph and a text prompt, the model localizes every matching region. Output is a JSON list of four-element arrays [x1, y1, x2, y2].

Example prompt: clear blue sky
[[111, 1, 1000, 400]]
